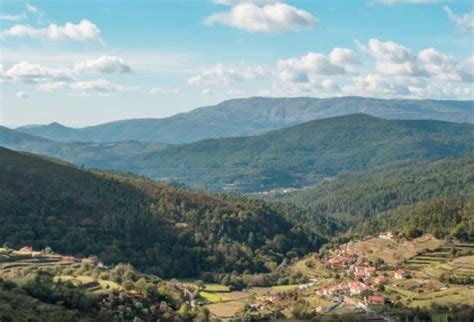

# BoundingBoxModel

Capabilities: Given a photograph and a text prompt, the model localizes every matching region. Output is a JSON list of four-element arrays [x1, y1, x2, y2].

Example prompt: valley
[[0, 100, 473, 321], [1, 235, 473, 321]]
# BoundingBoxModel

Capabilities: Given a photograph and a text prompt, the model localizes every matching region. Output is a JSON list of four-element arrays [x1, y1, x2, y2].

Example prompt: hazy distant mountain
[[0, 126, 168, 168], [16, 97, 474, 144], [4, 114, 474, 192]]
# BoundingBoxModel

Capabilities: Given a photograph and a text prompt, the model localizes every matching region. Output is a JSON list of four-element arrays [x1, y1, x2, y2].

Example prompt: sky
[[0, 0, 473, 127]]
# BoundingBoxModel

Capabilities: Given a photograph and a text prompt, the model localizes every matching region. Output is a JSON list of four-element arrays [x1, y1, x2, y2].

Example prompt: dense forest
[[4, 115, 474, 192], [351, 198, 474, 240], [125, 115, 474, 191], [0, 147, 328, 280], [269, 155, 474, 227]]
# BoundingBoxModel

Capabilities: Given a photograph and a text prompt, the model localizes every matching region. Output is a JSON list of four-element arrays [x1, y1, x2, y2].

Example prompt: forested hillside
[[352, 198, 473, 240], [17, 97, 473, 144], [124, 114, 474, 191], [0, 147, 328, 280], [268, 155, 474, 228]]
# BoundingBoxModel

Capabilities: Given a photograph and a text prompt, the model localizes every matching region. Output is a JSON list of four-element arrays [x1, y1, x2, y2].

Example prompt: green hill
[[268, 154, 474, 229], [0, 147, 327, 279], [5, 115, 473, 192], [124, 114, 474, 191]]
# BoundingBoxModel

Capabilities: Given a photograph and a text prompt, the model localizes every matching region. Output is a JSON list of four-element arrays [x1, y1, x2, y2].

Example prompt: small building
[[348, 282, 371, 296], [372, 275, 387, 285], [97, 262, 109, 269], [366, 294, 385, 305], [18, 246, 33, 253], [353, 266, 376, 279], [328, 256, 350, 268], [394, 269, 408, 280], [32, 251, 42, 258]]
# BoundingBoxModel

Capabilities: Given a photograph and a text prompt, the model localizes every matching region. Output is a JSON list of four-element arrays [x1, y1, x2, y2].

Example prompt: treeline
[[0, 148, 326, 279]]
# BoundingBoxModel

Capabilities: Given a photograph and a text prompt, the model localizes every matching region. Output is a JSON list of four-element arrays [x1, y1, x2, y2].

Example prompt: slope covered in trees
[[124, 114, 474, 191], [0, 147, 328, 279], [269, 155, 474, 228], [5, 115, 473, 192], [352, 198, 474, 240]]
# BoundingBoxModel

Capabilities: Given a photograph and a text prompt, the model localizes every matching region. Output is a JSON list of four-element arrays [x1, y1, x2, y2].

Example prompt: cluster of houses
[[318, 236, 409, 306]]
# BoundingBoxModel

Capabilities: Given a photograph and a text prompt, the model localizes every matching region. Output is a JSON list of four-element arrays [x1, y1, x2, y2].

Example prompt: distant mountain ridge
[[4, 114, 473, 192], [16, 96, 474, 144]]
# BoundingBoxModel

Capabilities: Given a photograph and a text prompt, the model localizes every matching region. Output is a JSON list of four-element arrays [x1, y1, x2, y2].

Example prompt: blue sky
[[1, 0, 473, 127]]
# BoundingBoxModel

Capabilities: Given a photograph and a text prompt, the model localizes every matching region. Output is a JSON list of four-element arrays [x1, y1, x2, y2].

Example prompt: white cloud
[[188, 64, 269, 86], [205, 2, 316, 33], [2, 19, 101, 41], [227, 89, 247, 97], [351, 74, 410, 96], [16, 91, 29, 99], [74, 56, 132, 73], [278, 48, 358, 83], [213, 0, 276, 5], [0, 14, 25, 21], [149, 87, 181, 95], [377, 0, 443, 4], [201, 88, 214, 96], [70, 79, 134, 93], [444, 6, 474, 30], [37, 81, 68, 92], [363, 39, 471, 82], [25, 4, 38, 14], [365, 38, 425, 76], [1, 61, 75, 83]]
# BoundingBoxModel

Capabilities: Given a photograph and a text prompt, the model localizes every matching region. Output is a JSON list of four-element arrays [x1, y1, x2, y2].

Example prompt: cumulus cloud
[[25, 4, 38, 14], [364, 38, 426, 76], [37, 81, 68, 92], [227, 89, 247, 97], [205, 2, 316, 33], [361, 38, 470, 82], [74, 56, 132, 73], [1, 61, 75, 83], [213, 0, 276, 5], [70, 79, 134, 93], [201, 88, 214, 96], [16, 91, 29, 99], [351, 74, 410, 96], [0, 14, 25, 21], [377, 0, 443, 4], [2, 19, 101, 41], [149, 87, 181, 95], [444, 6, 474, 31], [278, 48, 358, 83], [188, 64, 269, 86]]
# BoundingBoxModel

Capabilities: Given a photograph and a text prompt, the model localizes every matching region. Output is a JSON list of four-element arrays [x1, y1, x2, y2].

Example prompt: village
[[1, 232, 474, 320], [243, 232, 474, 320]]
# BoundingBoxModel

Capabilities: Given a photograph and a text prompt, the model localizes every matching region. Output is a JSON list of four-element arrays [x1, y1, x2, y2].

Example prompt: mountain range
[[16, 97, 474, 144], [3, 114, 474, 192]]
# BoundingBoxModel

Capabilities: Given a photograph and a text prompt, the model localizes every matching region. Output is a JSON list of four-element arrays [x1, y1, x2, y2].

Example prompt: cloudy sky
[[1, 0, 473, 127]]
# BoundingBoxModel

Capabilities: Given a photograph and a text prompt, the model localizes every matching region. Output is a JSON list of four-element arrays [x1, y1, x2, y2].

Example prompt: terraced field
[[405, 243, 474, 281], [0, 248, 121, 293]]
